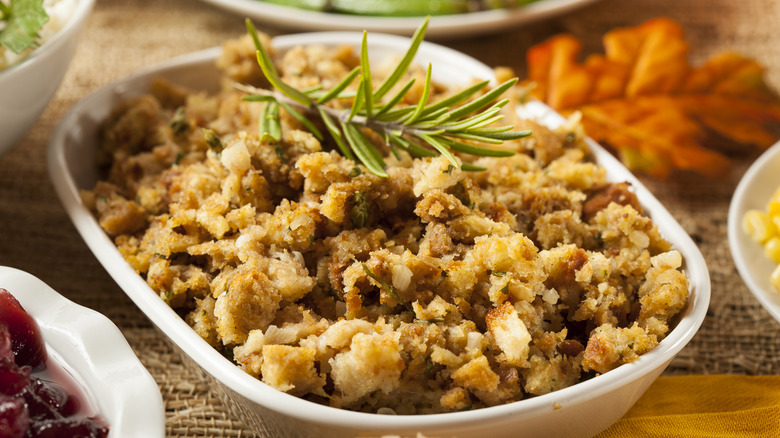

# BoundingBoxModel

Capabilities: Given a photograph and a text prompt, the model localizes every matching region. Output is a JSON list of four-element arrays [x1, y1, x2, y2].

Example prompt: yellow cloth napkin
[[596, 375, 780, 437]]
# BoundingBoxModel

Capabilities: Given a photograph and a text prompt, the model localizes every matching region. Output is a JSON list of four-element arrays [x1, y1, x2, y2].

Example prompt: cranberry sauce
[[0, 290, 46, 371], [0, 289, 109, 438]]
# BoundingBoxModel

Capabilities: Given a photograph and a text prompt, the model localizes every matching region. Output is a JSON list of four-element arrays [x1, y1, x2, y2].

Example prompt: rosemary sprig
[[240, 17, 531, 177]]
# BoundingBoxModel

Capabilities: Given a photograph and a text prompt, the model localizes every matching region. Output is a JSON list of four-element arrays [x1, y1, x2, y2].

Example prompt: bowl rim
[[0, 266, 165, 438], [46, 31, 711, 432], [728, 140, 780, 323], [0, 0, 95, 79]]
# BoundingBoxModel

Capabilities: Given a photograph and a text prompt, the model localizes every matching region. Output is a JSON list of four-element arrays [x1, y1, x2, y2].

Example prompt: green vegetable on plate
[[256, 0, 542, 16]]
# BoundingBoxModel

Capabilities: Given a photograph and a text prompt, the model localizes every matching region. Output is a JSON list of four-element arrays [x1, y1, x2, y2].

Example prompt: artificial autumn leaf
[[525, 17, 780, 178]]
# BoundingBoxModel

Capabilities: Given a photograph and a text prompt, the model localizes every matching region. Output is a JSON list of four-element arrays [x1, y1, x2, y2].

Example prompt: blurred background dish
[[729, 141, 780, 323], [0, 266, 165, 438], [0, 0, 94, 157], [196, 0, 600, 38]]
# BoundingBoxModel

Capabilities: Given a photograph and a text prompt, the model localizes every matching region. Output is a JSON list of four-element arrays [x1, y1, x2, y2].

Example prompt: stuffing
[[582, 323, 658, 373], [330, 332, 405, 405], [486, 302, 532, 366], [84, 32, 690, 414], [451, 355, 500, 393], [260, 345, 326, 397]]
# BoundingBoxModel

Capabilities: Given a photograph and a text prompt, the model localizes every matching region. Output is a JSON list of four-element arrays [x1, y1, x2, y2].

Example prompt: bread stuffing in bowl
[[80, 20, 690, 415]]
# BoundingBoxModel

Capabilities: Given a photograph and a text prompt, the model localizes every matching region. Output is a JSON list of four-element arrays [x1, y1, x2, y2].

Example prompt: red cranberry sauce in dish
[[0, 289, 108, 438]]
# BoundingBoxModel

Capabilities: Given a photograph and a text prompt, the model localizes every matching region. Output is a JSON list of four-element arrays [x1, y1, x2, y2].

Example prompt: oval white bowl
[[47, 32, 710, 438], [0, 0, 94, 157], [728, 140, 780, 323], [0, 266, 164, 438]]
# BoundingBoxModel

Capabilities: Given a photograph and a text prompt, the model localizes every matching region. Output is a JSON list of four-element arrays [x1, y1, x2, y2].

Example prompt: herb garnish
[[238, 17, 532, 177], [361, 263, 411, 310], [170, 107, 189, 136], [349, 191, 370, 228], [0, 0, 49, 55], [203, 128, 223, 152]]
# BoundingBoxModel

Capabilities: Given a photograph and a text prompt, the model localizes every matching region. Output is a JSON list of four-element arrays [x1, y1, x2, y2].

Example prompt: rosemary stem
[[236, 82, 436, 144]]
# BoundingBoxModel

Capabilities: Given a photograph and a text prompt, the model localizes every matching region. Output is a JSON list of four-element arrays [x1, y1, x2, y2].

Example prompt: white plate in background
[[198, 0, 599, 38]]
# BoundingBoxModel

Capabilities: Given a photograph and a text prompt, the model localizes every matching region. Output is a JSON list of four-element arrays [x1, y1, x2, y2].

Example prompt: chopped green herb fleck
[[203, 128, 223, 152], [449, 181, 470, 207], [361, 263, 410, 310], [274, 143, 288, 163], [349, 191, 370, 228], [416, 318, 444, 323], [170, 107, 190, 136]]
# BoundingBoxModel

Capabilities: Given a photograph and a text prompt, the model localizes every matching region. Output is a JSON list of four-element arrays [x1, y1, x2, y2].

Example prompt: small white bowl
[[728, 141, 780, 323], [0, 0, 94, 157], [47, 32, 710, 437], [0, 266, 165, 438]]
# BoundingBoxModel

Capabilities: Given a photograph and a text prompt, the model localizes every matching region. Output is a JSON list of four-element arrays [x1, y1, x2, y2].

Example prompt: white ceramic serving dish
[[0, 0, 94, 157], [728, 141, 780, 323], [0, 266, 164, 438], [198, 0, 599, 39], [47, 32, 710, 438]]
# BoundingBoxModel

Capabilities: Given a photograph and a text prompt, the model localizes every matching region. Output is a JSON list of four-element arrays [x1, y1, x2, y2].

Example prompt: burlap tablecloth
[[1, 0, 779, 436]]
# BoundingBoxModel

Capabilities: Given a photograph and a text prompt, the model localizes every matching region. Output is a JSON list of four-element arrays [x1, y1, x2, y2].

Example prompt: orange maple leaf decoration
[[525, 17, 780, 178]]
